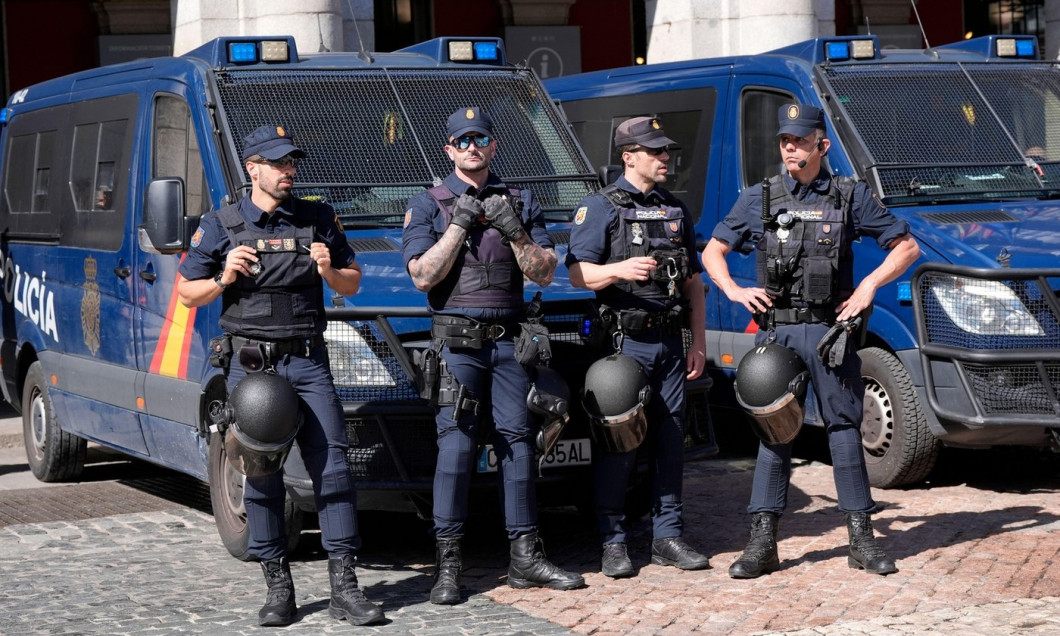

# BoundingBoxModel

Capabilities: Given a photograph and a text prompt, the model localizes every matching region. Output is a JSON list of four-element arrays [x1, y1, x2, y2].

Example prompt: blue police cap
[[242, 125, 306, 161], [614, 116, 676, 149], [447, 107, 493, 139], [777, 104, 825, 138]]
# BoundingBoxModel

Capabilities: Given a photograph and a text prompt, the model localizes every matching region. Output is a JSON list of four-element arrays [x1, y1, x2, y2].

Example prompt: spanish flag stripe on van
[[150, 271, 197, 379]]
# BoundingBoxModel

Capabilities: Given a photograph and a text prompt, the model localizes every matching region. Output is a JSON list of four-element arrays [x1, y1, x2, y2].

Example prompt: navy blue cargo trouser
[[433, 338, 537, 540], [748, 323, 876, 515], [594, 329, 687, 545], [226, 345, 361, 561]]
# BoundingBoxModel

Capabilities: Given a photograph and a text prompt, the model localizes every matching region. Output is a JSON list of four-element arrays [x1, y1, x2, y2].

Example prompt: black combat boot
[[327, 554, 386, 625], [430, 538, 462, 605], [728, 512, 781, 579], [258, 557, 296, 627], [508, 531, 586, 590], [845, 512, 898, 575]]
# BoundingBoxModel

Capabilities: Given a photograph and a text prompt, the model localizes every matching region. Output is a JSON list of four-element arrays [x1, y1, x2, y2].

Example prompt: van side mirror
[[140, 177, 187, 254], [598, 164, 622, 186]]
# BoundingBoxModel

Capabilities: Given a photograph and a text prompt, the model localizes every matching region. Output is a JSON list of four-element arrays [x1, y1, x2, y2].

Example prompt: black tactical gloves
[[450, 194, 482, 231], [815, 316, 863, 368], [482, 194, 527, 242]]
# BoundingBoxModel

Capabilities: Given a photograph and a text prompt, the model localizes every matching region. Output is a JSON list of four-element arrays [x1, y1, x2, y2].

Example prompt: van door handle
[[140, 270, 157, 282], [113, 266, 130, 278]]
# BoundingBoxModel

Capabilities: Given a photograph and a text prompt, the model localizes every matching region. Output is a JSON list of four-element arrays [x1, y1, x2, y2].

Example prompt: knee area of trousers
[[318, 468, 354, 499]]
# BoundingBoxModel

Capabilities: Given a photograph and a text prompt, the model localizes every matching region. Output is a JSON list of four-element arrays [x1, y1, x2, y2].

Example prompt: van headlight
[[324, 323, 396, 387], [931, 276, 1044, 336]]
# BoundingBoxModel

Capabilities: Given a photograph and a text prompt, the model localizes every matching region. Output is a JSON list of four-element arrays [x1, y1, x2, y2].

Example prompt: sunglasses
[[633, 146, 670, 156], [451, 134, 491, 150], [255, 156, 301, 169]]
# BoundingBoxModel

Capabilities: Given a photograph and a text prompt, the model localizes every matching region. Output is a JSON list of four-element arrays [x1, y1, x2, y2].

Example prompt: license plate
[[477, 438, 592, 472]]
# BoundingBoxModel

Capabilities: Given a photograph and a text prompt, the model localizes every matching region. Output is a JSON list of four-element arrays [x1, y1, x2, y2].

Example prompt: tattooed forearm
[[409, 226, 466, 291], [512, 238, 557, 287]]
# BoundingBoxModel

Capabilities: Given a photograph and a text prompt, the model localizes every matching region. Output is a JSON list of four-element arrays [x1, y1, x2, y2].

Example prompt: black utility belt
[[230, 335, 325, 360], [431, 315, 519, 349], [615, 308, 683, 336], [758, 306, 835, 327]]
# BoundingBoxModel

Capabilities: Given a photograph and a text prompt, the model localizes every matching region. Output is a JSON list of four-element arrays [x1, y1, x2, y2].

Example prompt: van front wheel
[[207, 431, 303, 560], [22, 361, 86, 482], [859, 347, 939, 488]]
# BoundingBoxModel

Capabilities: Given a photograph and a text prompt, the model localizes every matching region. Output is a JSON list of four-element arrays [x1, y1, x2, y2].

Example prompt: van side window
[[152, 95, 209, 217], [559, 87, 717, 224], [1, 94, 134, 247], [71, 121, 124, 213], [5, 130, 55, 214], [740, 90, 793, 188]]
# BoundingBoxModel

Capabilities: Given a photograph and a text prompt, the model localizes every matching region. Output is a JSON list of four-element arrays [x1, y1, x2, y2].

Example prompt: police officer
[[176, 125, 385, 626], [402, 107, 584, 604], [702, 104, 920, 578], [567, 116, 710, 578]]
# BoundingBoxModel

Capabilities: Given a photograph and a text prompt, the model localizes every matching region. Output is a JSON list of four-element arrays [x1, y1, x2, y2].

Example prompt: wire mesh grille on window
[[821, 62, 1060, 200], [215, 67, 596, 221]]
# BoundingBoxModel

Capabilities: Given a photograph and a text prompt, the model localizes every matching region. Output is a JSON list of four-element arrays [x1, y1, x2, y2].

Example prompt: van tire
[[859, 347, 940, 488], [207, 431, 303, 560], [22, 361, 86, 482]]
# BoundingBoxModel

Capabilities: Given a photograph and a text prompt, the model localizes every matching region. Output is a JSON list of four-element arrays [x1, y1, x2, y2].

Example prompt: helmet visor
[[588, 402, 648, 453]]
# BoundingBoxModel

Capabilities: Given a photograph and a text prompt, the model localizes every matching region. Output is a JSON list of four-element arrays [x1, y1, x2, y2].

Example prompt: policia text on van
[[547, 34, 1060, 488], [0, 33, 717, 557]]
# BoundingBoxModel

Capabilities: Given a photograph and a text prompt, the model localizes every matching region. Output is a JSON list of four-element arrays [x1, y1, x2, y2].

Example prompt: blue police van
[[0, 35, 715, 558], [547, 34, 1060, 488]]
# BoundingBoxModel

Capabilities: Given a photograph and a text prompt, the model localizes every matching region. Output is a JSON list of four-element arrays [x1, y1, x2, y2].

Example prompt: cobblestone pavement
[[0, 433, 1059, 634]]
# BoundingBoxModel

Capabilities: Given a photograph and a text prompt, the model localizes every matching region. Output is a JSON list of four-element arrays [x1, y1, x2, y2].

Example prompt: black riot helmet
[[223, 372, 302, 477], [734, 343, 809, 445], [527, 366, 570, 456], [582, 353, 652, 453]]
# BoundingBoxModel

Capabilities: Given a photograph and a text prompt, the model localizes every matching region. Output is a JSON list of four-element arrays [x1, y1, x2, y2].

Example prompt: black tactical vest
[[757, 174, 856, 307], [216, 202, 323, 339], [426, 183, 524, 310], [597, 184, 691, 308]]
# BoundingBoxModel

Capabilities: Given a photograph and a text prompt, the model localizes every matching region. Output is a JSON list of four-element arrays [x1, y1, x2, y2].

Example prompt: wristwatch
[[213, 271, 229, 290]]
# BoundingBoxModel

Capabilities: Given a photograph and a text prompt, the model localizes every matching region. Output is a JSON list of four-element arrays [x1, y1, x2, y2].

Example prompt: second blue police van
[[547, 35, 1060, 488], [0, 35, 716, 558]]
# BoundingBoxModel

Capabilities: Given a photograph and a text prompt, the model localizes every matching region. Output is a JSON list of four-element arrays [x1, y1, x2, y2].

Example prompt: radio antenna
[[344, 0, 373, 63], [911, 0, 932, 50], [864, 16, 872, 36]]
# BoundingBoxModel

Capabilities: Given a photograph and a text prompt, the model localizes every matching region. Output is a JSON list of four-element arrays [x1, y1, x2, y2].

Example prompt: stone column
[[1046, 0, 1060, 60], [172, 0, 350, 57], [644, 0, 819, 63]]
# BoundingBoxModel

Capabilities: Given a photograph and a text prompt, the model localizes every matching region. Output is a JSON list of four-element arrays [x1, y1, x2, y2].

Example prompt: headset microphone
[[796, 139, 824, 169]]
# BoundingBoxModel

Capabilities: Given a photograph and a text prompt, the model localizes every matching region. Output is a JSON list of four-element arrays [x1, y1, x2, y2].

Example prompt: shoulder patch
[[404, 209, 413, 228], [574, 206, 588, 225], [191, 227, 204, 247]]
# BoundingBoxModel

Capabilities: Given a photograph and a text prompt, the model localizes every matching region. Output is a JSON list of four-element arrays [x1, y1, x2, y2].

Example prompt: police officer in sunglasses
[[402, 107, 584, 603]]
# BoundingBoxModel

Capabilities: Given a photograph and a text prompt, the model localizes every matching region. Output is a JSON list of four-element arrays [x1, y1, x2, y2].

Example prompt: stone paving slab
[[0, 446, 1059, 634], [0, 508, 574, 635]]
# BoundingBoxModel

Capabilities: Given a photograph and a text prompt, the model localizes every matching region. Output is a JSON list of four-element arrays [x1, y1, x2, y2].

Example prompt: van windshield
[[214, 67, 597, 225], [820, 62, 1060, 205]]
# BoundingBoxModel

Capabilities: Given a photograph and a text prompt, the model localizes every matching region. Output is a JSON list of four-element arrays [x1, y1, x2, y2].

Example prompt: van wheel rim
[[30, 391, 47, 454], [223, 454, 246, 518], [861, 377, 893, 457]]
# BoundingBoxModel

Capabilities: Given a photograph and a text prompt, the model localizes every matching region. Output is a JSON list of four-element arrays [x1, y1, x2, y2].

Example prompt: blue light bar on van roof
[[0, 108, 8, 125], [474, 41, 499, 61], [448, 40, 502, 63], [996, 37, 1038, 58], [825, 39, 876, 62], [228, 42, 259, 64], [897, 281, 912, 303], [226, 39, 291, 65]]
